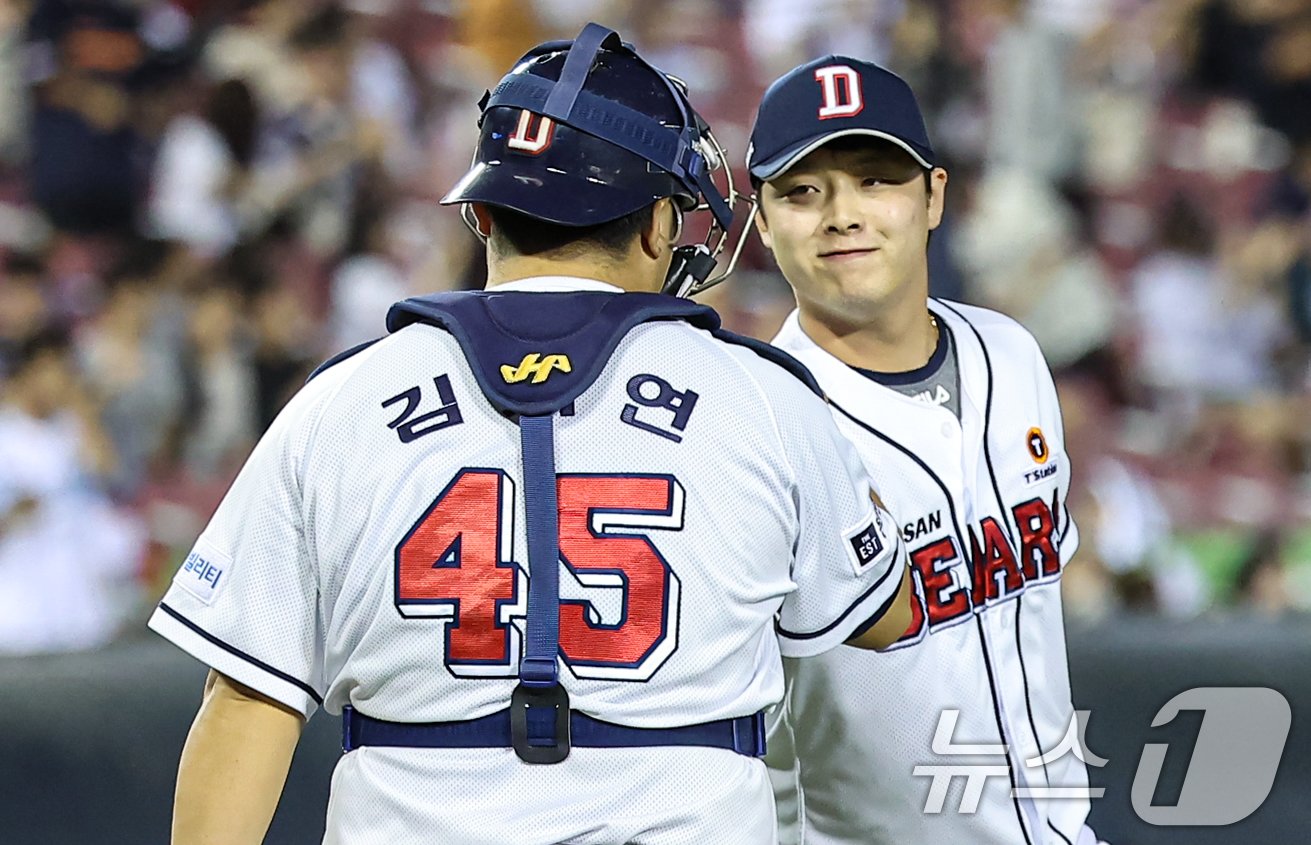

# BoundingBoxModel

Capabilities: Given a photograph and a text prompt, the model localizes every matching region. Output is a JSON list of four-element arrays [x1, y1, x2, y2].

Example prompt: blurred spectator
[[27, 1, 149, 234], [1254, 140, 1311, 348], [249, 281, 315, 427], [453, 0, 544, 81], [149, 77, 260, 254], [982, 0, 1082, 183], [744, 0, 895, 83], [330, 190, 409, 350], [1058, 360, 1209, 618], [1291, 248, 1311, 346], [954, 169, 1117, 367], [1232, 530, 1300, 617], [179, 283, 257, 480], [0, 329, 145, 654], [0, 251, 53, 375], [76, 241, 185, 496], [202, 0, 310, 117], [1130, 195, 1285, 402], [0, 0, 31, 165], [1192, 0, 1311, 149], [348, 5, 421, 177], [277, 3, 376, 255], [0, 0, 1305, 655]]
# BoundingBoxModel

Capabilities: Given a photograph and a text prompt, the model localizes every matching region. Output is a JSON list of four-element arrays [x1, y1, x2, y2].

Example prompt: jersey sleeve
[[1034, 344, 1080, 567], [147, 373, 339, 718], [773, 390, 907, 658]]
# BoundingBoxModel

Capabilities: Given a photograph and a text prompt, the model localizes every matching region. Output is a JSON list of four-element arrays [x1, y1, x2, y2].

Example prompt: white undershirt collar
[[485, 276, 623, 294]]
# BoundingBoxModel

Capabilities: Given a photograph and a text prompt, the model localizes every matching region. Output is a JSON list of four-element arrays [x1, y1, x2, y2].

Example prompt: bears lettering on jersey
[[1014, 494, 1062, 580], [894, 489, 1062, 645], [910, 537, 969, 627], [969, 517, 1025, 606]]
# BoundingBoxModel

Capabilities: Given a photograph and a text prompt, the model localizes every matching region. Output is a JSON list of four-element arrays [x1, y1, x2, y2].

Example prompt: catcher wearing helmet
[[149, 24, 911, 845]]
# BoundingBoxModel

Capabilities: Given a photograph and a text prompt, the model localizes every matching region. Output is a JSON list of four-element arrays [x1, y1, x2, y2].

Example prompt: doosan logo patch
[[174, 539, 232, 605]]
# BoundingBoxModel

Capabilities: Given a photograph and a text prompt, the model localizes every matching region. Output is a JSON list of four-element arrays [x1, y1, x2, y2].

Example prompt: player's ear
[[927, 168, 948, 231], [640, 198, 679, 260], [469, 203, 493, 239], [753, 198, 773, 251]]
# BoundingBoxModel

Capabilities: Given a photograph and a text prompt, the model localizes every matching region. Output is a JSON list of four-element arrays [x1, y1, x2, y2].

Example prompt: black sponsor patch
[[849, 523, 885, 570]]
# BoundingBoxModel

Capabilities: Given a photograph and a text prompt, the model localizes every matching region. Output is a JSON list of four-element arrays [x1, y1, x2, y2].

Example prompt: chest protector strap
[[384, 290, 722, 762]]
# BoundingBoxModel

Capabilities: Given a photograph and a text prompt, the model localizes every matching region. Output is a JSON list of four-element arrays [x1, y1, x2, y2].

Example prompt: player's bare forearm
[[172, 670, 304, 845], [846, 564, 914, 650]]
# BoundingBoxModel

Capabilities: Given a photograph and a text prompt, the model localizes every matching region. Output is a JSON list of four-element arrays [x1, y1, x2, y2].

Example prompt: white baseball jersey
[[767, 300, 1099, 845], [148, 277, 905, 845]]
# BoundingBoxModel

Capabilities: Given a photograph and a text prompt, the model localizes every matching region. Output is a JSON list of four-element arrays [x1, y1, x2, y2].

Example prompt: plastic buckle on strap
[[518, 656, 558, 686], [511, 682, 572, 764], [732, 712, 768, 757], [677, 140, 704, 181], [341, 705, 355, 753]]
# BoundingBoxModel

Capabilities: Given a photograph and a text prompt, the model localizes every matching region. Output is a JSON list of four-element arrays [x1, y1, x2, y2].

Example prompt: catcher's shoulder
[[700, 327, 824, 398]]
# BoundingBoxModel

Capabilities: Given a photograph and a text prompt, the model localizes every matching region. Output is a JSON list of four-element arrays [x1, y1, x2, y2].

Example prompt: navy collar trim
[[855, 321, 951, 386]]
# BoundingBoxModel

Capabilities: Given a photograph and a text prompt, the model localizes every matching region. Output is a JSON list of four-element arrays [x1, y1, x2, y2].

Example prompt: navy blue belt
[[342, 704, 767, 758]]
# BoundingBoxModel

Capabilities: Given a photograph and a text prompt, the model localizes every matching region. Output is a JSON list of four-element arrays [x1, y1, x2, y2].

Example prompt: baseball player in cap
[[748, 57, 1106, 845], [148, 26, 912, 845]]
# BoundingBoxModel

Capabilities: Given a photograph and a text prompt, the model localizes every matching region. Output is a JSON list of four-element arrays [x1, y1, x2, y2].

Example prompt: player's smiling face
[[755, 140, 946, 323]]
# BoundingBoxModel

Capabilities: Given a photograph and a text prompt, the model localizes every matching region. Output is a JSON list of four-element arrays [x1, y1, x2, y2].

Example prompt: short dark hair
[[106, 238, 171, 291], [487, 205, 651, 260], [1157, 194, 1213, 256], [205, 79, 259, 167], [12, 327, 72, 374], [1234, 530, 1285, 598], [289, 3, 349, 52], [3, 250, 44, 279]]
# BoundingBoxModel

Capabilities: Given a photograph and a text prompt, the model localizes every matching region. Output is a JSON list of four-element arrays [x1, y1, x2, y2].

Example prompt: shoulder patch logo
[[1027, 427, 1050, 464], [847, 518, 886, 574], [501, 353, 572, 384], [173, 538, 233, 605]]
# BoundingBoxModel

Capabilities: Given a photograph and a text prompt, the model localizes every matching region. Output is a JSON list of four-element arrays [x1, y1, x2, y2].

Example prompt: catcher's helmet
[[441, 23, 748, 296]]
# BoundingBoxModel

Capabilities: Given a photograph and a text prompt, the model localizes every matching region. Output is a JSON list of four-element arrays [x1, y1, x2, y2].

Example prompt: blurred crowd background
[[0, 0, 1308, 656]]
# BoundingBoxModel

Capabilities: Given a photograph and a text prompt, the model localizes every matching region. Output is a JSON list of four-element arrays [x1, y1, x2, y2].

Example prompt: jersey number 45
[[395, 469, 683, 682]]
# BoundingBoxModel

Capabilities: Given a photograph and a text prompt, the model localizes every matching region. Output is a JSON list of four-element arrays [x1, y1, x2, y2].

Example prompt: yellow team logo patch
[[1026, 427, 1050, 464], [500, 353, 572, 384]]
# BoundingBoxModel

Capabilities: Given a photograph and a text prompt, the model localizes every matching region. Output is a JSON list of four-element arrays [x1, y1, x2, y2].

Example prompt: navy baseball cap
[[748, 55, 935, 181]]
